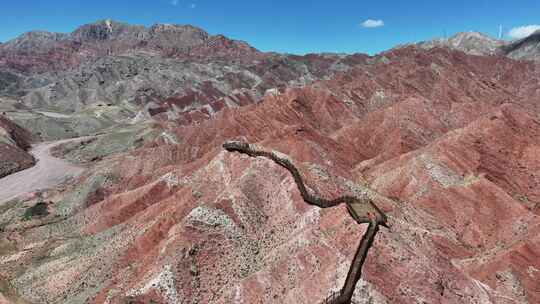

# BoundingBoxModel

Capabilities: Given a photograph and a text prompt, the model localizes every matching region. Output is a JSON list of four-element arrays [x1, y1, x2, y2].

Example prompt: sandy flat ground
[[0, 137, 92, 204]]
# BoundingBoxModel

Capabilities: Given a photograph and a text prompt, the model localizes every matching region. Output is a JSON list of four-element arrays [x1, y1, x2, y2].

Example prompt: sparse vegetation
[[223, 140, 389, 304], [22, 202, 49, 221]]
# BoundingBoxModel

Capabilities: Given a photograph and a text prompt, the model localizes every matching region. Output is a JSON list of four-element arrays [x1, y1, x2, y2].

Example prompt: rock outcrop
[[0, 115, 35, 178]]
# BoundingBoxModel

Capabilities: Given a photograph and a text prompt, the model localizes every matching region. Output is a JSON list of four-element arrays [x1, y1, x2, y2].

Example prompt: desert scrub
[[0, 199, 26, 229], [55, 172, 111, 216], [61, 123, 158, 163], [0, 198, 19, 215], [22, 202, 49, 221]]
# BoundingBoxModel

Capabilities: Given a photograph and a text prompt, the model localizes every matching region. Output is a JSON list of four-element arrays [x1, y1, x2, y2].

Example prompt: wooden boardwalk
[[223, 141, 388, 304]]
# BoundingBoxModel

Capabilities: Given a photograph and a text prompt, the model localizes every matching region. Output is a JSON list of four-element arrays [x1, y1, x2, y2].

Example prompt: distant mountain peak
[[447, 31, 500, 44], [0, 19, 266, 74], [403, 29, 540, 61], [71, 19, 144, 42], [416, 31, 505, 56], [0, 20, 220, 54], [452, 31, 492, 39], [149, 23, 209, 38]]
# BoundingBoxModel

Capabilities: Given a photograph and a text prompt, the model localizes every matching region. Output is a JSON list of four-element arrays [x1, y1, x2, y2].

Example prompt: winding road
[[0, 137, 92, 203]]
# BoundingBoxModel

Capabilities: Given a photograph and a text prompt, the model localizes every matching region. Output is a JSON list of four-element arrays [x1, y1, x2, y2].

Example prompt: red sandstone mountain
[[1, 45, 539, 304]]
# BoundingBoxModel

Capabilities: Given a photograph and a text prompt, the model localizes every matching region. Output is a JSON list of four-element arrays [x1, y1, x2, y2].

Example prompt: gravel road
[[0, 137, 92, 203]]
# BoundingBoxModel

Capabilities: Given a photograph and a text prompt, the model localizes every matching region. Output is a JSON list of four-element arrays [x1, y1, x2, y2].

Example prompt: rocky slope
[[502, 30, 540, 61], [0, 46, 539, 304], [0, 115, 35, 178]]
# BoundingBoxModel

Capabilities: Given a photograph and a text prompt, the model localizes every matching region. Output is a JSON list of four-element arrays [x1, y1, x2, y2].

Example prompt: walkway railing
[[223, 141, 387, 304], [321, 291, 359, 304], [322, 291, 340, 304]]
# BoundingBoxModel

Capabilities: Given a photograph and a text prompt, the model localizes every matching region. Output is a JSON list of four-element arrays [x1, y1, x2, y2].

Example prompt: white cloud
[[508, 25, 540, 39], [361, 19, 384, 28], [170, 0, 179, 6]]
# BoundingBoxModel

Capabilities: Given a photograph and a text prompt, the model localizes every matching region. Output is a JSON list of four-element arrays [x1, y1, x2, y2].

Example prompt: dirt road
[[0, 137, 92, 203]]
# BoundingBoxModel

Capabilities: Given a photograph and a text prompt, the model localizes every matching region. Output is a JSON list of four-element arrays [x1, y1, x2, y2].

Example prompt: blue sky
[[1, 0, 539, 55]]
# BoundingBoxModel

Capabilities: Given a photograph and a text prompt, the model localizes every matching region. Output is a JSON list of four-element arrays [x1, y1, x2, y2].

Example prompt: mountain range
[[0, 20, 364, 113], [1, 21, 539, 131], [0, 20, 539, 304]]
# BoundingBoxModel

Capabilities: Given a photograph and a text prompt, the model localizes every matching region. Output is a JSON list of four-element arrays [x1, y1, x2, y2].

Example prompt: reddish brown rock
[[1, 47, 540, 304]]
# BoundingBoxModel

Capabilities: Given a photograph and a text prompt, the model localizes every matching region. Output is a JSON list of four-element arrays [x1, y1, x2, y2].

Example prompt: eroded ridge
[[223, 140, 388, 304]]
